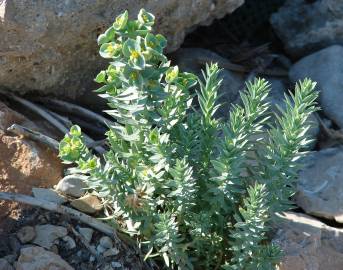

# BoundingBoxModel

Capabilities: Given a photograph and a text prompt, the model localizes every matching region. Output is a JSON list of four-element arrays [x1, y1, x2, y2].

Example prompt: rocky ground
[[2, 0, 343, 269]]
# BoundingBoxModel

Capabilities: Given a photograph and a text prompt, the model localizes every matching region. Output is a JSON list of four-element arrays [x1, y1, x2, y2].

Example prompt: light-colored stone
[[99, 236, 113, 249], [70, 194, 103, 214], [96, 244, 107, 254], [15, 246, 74, 270], [16, 226, 36, 244], [62, 236, 76, 250], [289, 45, 343, 129], [0, 258, 14, 270], [171, 48, 243, 119], [32, 188, 67, 204], [0, 0, 243, 98], [273, 212, 343, 270], [78, 227, 93, 243], [32, 224, 68, 249], [103, 247, 119, 257], [271, 0, 343, 57], [55, 175, 88, 198], [295, 147, 343, 222]]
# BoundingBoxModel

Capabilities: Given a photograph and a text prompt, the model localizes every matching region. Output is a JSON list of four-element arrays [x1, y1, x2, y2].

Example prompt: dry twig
[[7, 124, 59, 150], [39, 98, 115, 127], [0, 192, 121, 242]]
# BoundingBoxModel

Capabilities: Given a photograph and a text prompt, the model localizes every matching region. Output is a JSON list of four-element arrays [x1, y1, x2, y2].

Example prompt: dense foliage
[[59, 9, 318, 269]]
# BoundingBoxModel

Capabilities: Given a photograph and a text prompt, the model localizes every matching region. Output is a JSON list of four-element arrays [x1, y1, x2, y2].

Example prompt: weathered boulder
[[0, 102, 63, 222], [0, 0, 243, 98], [271, 0, 343, 57], [289, 45, 343, 129], [15, 246, 74, 270], [273, 212, 343, 270], [295, 147, 343, 223]]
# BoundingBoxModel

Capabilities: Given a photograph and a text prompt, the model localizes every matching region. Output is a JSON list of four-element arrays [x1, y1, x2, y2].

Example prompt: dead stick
[[7, 124, 59, 150], [6, 94, 105, 155], [8, 94, 69, 134], [41, 98, 115, 127], [0, 192, 121, 242]]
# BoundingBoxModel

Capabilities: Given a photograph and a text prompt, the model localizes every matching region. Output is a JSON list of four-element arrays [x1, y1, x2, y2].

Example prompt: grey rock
[[111, 261, 122, 268], [0, 258, 14, 270], [171, 48, 243, 119], [103, 247, 119, 257], [96, 244, 107, 254], [289, 45, 343, 128], [16, 246, 74, 270], [78, 227, 94, 243], [70, 194, 103, 214], [32, 224, 68, 249], [55, 175, 88, 198], [16, 226, 36, 244], [273, 212, 343, 270], [3, 254, 16, 264], [32, 188, 67, 204], [0, 0, 243, 98], [271, 0, 343, 57], [295, 147, 343, 222], [99, 236, 113, 249], [62, 236, 76, 250]]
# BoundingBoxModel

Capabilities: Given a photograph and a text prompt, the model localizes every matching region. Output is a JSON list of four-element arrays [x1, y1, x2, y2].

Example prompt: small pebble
[[3, 254, 16, 264], [78, 227, 93, 243], [16, 226, 36, 244], [103, 247, 119, 257], [96, 244, 106, 254], [62, 235, 76, 249], [111, 261, 122, 268], [50, 244, 59, 254], [99, 236, 113, 249], [89, 255, 95, 262]]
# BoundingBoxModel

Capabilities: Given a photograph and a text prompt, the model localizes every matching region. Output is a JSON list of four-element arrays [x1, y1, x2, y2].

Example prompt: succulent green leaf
[[113, 10, 128, 30], [138, 9, 155, 26]]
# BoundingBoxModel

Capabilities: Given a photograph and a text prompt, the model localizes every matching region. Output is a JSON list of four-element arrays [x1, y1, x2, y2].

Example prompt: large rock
[[0, 0, 243, 98], [170, 48, 243, 119], [289, 45, 343, 128], [271, 0, 343, 57], [273, 212, 343, 270], [0, 102, 63, 222], [295, 147, 343, 223], [15, 246, 74, 270]]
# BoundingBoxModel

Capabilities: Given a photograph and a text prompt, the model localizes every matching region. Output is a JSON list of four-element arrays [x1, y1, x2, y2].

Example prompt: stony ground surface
[[2, 0, 343, 269]]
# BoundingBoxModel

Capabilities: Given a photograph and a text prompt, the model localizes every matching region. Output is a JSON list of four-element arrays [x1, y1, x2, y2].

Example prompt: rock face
[[289, 45, 343, 128], [16, 246, 74, 270], [0, 0, 243, 98], [271, 0, 343, 57], [171, 48, 243, 119], [273, 212, 343, 270], [295, 147, 343, 222]]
